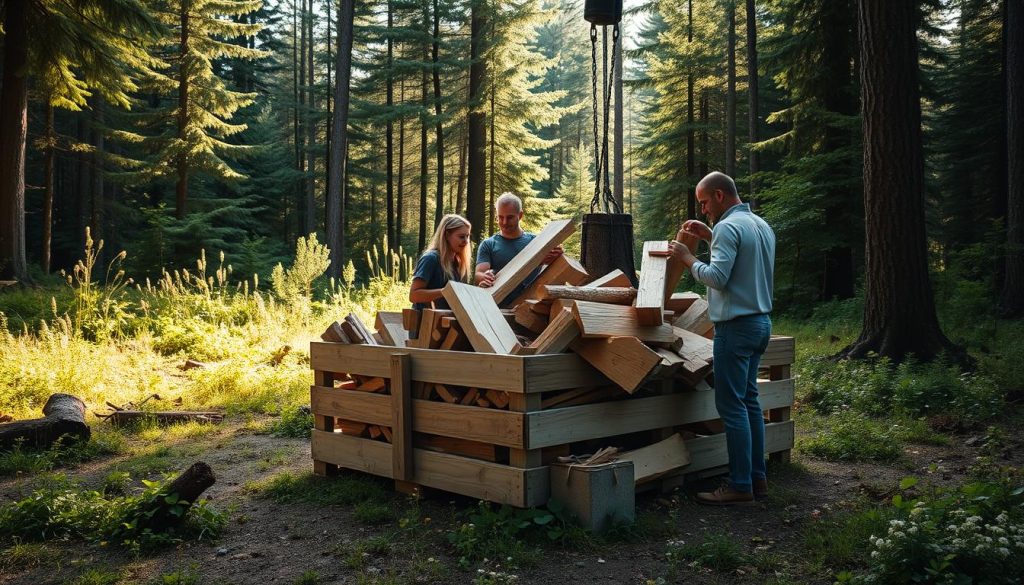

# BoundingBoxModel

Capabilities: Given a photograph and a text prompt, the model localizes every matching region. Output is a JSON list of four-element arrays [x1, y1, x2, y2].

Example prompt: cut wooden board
[[541, 285, 636, 305], [570, 336, 662, 393], [321, 322, 350, 343], [514, 300, 549, 334], [506, 253, 590, 306], [672, 298, 714, 336], [375, 311, 409, 347], [527, 307, 580, 354], [489, 219, 575, 304], [665, 292, 700, 314], [402, 309, 420, 333], [585, 269, 633, 288], [415, 433, 499, 462], [442, 282, 520, 354], [572, 300, 675, 343], [636, 241, 669, 326], [618, 433, 691, 484], [674, 326, 714, 366]]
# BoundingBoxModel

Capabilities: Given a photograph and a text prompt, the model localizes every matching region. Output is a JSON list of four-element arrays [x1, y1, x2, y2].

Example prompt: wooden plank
[[541, 285, 636, 305], [375, 312, 409, 347], [618, 434, 691, 484], [489, 219, 575, 304], [584, 269, 633, 288], [347, 314, 379, 345], [554, 386, 624, 407], [354, 377, 386, 392], [636, 241, 669, 325], [569, 336, 662, 393], [521, 353, 609, 392], [672, 298, 714, 336], [525, 378, 794, 448], [540, 387, 597, 409], [390, 354, 413, 481], [665, 292, 701, 314], [442, 282, 520, 353], [514, 299, 549, 334], [506, 253, 590, 306], [312, 431, 549, 507], [340, 320, 365, 344], [768, 364, 793, 463], [674, 327, 714, 369], [527, 307, 580, 354], [321, 322, 350, 343], [402, 309, 420, 333], [415, 433, 499, 462], [311, 343, 528, 393], [684, 421, 794, 475], [508, 393, 542, 468], [761, 336, 796, 366], [311, 385, 527, 447], [572, 300, 675, 343]]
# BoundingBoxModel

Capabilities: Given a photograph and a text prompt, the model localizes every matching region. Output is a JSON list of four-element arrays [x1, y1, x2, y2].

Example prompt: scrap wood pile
[[318, 219, 717, 424]]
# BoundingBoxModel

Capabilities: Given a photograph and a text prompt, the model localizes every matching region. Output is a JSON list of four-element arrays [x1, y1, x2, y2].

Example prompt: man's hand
[[668, 239, 698, 268], [680, 220, 712, 242], [477, 269, 495, 288], [542, 245, 564, 265]]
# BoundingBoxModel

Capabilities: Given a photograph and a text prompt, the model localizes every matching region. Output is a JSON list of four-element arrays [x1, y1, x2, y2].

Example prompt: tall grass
[[0, 234, 413, 419]]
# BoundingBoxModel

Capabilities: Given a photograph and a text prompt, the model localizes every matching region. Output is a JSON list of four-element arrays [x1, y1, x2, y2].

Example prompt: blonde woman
[[409, 214, 472, 310]]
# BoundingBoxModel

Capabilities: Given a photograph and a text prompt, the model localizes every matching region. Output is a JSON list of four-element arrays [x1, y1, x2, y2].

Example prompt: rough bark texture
[[432, 0, 445, 225], [304, 0, 317, 236], [1000, 0, 1024, 316], [137, 462, 216, 532], [386, 0, 395, 251], [746, 0, 759, 204], [0, 394, 90, 450], [686, 0, 696, 220], [176, 3, 191, 219], [43, 104, 56, 274], [466, 1, 487, 243], [725, 2, 736, 177], [840, 0, 966, 365], [419, 38, 429, 252], [327, 0, 355, 277], [0, 0, 30, 281]]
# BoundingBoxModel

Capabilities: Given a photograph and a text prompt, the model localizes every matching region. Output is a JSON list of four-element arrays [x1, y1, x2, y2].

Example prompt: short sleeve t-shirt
[[412, 250, 452, 311], [476, 232, 542, 306]]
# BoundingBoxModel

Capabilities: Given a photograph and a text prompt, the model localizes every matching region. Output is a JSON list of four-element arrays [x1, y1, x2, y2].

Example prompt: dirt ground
[[1, 416, 1019, 585]]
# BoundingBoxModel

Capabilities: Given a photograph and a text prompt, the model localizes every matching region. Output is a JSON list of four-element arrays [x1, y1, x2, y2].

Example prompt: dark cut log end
[[139, 461, 217, 532]]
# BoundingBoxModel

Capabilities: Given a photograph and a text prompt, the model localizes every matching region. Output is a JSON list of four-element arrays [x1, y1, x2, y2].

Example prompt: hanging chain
[[592, 24, 622, 214], [590, 24, 601, 212]]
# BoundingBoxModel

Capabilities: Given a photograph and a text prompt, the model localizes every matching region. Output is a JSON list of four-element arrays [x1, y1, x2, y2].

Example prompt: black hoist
[[580, 0, 638, 287]]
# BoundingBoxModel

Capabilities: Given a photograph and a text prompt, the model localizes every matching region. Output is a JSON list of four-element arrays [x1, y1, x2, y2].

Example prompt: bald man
[[668, 171, 776, 506]]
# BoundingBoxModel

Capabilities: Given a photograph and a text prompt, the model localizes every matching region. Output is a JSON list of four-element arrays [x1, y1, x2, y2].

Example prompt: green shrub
[[271, 407, 313, 439], [666, 531, 750, 573], [0, 430, 126, 476], [845, 477, 1024, 584], [0, 473, 225, 551], [799, 411, 903, 462], [446, 501, 580, 569]]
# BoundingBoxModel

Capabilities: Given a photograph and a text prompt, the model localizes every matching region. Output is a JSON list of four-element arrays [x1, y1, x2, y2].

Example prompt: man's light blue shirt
[[689, 203, 775, 323]]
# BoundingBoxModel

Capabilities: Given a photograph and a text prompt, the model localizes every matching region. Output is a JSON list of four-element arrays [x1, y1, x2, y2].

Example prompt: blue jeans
[[712, 313, 772, 493]]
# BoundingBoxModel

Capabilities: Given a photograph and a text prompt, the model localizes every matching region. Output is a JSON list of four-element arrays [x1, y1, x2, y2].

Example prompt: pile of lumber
[[320, 219, 717, 405]]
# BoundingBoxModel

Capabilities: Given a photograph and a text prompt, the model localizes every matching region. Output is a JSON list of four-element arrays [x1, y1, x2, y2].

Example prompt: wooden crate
[[309, 335, 795, 507]]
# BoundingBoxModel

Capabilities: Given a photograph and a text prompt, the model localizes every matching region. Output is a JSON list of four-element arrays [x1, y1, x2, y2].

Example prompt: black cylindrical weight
[[580, 213, 638, 288], [584, 0, 623, 26]]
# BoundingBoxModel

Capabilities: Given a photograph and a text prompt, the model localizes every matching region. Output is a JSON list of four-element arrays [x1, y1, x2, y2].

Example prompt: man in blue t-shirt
[[475, 193, 562, 306]]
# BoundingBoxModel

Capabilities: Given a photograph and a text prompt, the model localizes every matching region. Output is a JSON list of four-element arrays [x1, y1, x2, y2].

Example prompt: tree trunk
[[293, 0, 301, 239], [398, 80, 406, 247], [686, 0, 696, 220], [90, 100, 105, 261], [324, 0, 333, 219], [726, 1, 737, 177], [386, 0, 395, 251], [327, 0, 355, 277], [1000, 0, 1024, 316], [0, 394, 90, 450], [699, 93, 709, 179], [176, 3, 191, 220], [456, 126, 467, 216], [419, 40, 429, 252], [0, 0, 30, 281], [305, 0, 316, 236], [489, 84, 495, 234], [432, 0, 445, 225], [746, 0, 759, 204], [43, 103, 56, 274], [840, 0, 965, 364], [466, 1, 487, 243]]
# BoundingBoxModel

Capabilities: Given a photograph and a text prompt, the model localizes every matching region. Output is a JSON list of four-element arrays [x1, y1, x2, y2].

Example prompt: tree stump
[[138, 461, 216, 532], [0, 393, 90, 450]]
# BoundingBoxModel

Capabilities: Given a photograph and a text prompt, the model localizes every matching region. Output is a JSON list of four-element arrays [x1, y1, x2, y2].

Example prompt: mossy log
[[0, 393, 90, 450]]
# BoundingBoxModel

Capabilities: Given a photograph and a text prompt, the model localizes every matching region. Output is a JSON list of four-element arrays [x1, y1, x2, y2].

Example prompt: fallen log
[[0, 393, 90, 450], [540, 285, 637, 305], [99, 410, 224, 426], [137, 461, 216, 532]]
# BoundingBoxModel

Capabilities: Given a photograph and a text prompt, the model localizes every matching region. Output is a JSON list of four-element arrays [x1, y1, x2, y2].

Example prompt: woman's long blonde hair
[[426, 214, 472, 281]]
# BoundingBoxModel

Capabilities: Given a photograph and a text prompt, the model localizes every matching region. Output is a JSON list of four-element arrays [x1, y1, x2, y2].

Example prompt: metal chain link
[[593, 24, 622, 214], [590, 24, 601, 212]]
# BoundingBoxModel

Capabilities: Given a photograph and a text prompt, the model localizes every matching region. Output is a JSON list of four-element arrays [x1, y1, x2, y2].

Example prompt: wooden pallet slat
[[636, 241, 670, 325], [443, 282, 520, 354], [489, 219, 575, 304]]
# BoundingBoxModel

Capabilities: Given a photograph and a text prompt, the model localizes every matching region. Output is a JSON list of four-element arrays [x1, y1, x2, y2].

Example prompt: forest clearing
[[2, 0, 1023, 583]]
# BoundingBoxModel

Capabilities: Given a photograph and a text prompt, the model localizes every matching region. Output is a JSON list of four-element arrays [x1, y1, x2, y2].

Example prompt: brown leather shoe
[[695, 484, 755, 506], [753, 478, 768, 501]]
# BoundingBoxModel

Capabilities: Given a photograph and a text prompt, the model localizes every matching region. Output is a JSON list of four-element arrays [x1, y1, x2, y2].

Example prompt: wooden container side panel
[[310, 342, 528, 393], [761, 336, 795, 367], [685, 420, 793, 474], [525, 378, 794, 449], [310, 385, 526, 448], [311, 430, 547, 507]]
